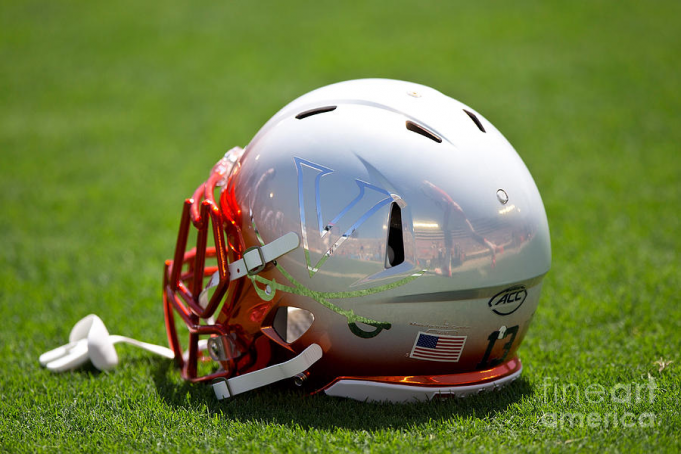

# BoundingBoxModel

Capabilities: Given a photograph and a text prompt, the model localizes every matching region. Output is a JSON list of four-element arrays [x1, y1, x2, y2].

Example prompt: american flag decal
[[409, 332, 467, 362]]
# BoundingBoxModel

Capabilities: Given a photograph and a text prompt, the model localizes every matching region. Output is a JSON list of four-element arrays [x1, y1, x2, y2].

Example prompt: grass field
[[1, 0, 680, 452]]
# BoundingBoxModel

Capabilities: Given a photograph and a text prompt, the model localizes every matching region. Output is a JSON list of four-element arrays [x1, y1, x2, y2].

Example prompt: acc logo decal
[[488, 285, 527, 316]]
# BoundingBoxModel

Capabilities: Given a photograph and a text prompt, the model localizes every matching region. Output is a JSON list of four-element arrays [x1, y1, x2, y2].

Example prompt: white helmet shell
[[165, 78, 551, 402]]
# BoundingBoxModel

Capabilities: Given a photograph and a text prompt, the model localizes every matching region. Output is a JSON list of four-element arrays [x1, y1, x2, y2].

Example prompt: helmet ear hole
[[385, 203, 404, 268], [272, 307, 314, 343]]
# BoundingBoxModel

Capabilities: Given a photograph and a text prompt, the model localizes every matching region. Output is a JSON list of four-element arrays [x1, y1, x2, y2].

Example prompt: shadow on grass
[[151, 360, 534, 430]]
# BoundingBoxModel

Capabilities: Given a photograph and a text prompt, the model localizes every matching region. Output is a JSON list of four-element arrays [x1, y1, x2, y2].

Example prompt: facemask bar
[[163, 148, 246, 382]]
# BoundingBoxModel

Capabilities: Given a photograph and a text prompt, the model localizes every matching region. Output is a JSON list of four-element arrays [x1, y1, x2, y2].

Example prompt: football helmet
[[163, 79, 551, 402]]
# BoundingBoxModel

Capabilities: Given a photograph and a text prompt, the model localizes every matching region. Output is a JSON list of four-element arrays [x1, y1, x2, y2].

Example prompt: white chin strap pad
[[212, 343, 323, 400], [39, 314, 174, 372]]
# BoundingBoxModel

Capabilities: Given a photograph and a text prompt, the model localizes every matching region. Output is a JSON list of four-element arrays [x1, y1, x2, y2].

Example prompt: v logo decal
[[294, 157, 397, 277]]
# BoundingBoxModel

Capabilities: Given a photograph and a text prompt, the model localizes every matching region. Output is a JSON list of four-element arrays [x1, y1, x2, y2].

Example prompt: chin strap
[[229, 232, 300, 280], [199, 231, 300, 307], [212, 344, 323, 400]]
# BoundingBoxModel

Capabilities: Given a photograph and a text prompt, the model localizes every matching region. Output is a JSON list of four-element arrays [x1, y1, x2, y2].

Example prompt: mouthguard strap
[[39, 314, 174, 372]]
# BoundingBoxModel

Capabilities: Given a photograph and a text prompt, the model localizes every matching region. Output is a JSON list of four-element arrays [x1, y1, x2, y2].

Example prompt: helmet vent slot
[[406, 121, 442, 143], [385, 203, 405, 268], [295, 106, 337, 120], [463, 109, 486, 133]]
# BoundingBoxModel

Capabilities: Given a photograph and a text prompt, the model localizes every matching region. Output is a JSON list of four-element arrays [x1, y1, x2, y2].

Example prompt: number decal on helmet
[[476, 325, 519, 370]]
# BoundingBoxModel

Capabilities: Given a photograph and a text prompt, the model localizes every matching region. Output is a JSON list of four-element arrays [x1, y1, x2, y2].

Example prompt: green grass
[[1, 0, 680, 452]]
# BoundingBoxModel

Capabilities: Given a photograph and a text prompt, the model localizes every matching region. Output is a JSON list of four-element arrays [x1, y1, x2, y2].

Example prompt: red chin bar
[[162, 149, 247, 383]]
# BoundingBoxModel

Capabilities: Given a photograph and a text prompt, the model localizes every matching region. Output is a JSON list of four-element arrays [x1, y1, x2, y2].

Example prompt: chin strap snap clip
[[229, 231, 299, 280], [212, 343, 323, 400], [198, 231, 300, 309]]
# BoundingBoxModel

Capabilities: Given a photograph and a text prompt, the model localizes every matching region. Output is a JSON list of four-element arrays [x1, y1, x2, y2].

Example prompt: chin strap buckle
[[212, 343, 323, 400], [229, 231, 299, 280], [198, 231, 300, 308]]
